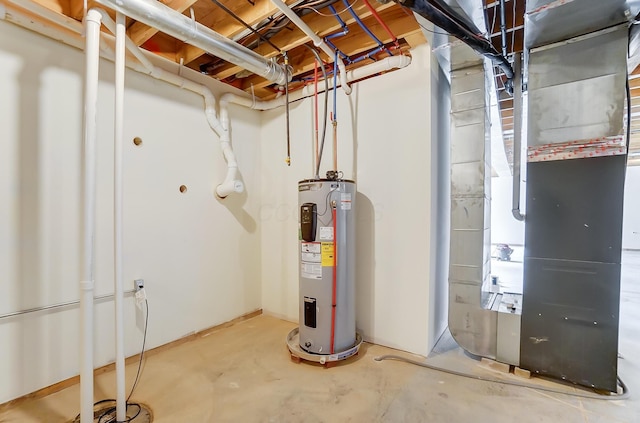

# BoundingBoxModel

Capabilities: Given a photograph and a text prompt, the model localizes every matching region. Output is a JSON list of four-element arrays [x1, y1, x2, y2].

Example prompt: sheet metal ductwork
[[395, 0, 514, 93], [525, 0, 640, 49], [448, 43, 497, 360], [445, 1, 633, 389], [521, 23, 629, 392], [96, 0, 290, 85]]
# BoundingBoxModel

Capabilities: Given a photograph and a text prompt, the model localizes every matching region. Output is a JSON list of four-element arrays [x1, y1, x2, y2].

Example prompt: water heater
[[296, 178, 356, 356]]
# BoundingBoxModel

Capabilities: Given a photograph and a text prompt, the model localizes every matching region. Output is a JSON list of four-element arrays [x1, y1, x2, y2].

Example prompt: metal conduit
[[511, 52, 525, 221], [0, 291, 136, 320], [95, 0, 290, 85]]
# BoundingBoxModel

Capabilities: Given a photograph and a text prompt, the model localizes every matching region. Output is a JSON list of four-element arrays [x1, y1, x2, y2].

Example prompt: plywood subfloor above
[[17, 0, 424, 100]]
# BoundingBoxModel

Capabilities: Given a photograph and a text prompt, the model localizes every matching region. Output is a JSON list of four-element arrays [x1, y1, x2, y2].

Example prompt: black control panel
[[300, 203, 317, 242]]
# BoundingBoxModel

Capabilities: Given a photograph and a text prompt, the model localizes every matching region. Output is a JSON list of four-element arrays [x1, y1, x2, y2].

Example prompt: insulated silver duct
[[448, 42, 496, 359], [525, 0, 640, 49], [448, 41, 523, 365], [96, 0, 290, 85]]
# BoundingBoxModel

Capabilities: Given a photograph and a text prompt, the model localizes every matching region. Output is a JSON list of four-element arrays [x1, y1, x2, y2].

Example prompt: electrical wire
[[316, 187, 337, 226], [74, 299, 150, 423], [314, 58, 320, 166], [126, 299, 148, 403], [405, 0, 514, 93], [97, 402, 142, 423], [400, 6, 448, 36], [208, 0, 282, 53], [299, 0, 358, 17], [302, 45, 329, 179], [374, 354, 631, 401], [285, 55, 291, 166], [511, 0, 516, 56]]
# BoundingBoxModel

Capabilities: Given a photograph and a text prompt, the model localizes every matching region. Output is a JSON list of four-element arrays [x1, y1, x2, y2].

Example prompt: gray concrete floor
[[1, 251, 639, 423]]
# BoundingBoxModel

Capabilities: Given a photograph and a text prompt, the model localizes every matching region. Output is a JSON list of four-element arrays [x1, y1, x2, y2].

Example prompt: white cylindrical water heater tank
[[298, 179, 356, 355]]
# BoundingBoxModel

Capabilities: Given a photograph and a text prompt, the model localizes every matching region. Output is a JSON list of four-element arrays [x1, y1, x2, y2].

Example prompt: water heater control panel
[[300, 203, 317, 242]]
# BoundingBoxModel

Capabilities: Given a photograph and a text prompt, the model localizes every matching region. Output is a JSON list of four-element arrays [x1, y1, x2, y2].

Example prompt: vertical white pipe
[[81, 9, 102, 423], [114, 11, 127, 422]]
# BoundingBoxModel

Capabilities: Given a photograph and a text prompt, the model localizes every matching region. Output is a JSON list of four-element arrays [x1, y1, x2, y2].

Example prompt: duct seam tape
[[527, 135, 626, 162]]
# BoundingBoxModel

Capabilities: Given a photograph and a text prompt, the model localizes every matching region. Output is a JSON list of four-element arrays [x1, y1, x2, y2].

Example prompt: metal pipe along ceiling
[[95, 0, 290, 86]]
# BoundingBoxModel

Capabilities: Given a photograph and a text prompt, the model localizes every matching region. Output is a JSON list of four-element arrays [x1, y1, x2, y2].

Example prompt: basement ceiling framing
[[14, 0, 425, 99], [3, 0, 639, 165]]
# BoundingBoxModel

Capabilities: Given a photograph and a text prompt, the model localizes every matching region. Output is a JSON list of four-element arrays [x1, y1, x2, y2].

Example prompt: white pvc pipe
[[269, 0, 352, 95], [218, 56, 412, 174], [97, 0, 289, 85], [81, 9, 102, 423], [96, 9, 243, 199], [289, 55, 412, 102], [221, 93, 285, 112], [8, 3, 408, 202], [114, 11, 127, 422], [220, 56, 411, 112]]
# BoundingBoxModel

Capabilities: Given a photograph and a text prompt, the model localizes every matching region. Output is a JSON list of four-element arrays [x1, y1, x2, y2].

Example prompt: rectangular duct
[[527, 26, 628, 161], [525, 0, 640, 49], [448, 42, 497, 359]]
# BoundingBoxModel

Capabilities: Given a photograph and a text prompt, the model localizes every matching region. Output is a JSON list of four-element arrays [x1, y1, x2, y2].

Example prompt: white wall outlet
[[134, 279, 145, 290]]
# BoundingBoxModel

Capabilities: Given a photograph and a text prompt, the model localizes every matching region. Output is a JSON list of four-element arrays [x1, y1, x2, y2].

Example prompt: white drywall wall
[[259, 44, 436, 356], [0, 20, 262, 403], [490, 175, 525, 246]]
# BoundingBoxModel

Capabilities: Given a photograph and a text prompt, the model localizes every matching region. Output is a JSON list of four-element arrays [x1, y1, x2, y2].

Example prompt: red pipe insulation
[[314, 60, 319, 162], [330, 206, 337, 354], [362, 0, 401, 50]]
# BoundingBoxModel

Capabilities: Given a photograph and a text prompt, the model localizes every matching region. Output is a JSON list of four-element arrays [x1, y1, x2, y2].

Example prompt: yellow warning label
[[321, 242, 335, 267]]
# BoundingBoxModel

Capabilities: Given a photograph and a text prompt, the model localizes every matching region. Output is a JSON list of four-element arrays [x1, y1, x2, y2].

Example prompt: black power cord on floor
[[374, 354, 630, 401], [74, 299, 149, 423]]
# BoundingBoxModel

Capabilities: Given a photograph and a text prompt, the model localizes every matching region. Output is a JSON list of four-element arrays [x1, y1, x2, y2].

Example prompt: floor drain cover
[[70, 401, 152, 423]]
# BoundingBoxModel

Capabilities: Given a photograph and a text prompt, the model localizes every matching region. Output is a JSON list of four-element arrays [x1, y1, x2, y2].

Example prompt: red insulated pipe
[[314, 60, 319, 164], [362, 0, 400, 50], [330, 206, 337, 354]]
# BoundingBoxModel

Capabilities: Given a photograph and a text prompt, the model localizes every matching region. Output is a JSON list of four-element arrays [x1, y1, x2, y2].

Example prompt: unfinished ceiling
[[26, 0, 425, 99], [4, 0, 639, 165], [483, 0, 640, 167]]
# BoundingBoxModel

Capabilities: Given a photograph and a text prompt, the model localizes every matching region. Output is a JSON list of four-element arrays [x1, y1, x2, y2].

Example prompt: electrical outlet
[[134, 279, 145, 291]]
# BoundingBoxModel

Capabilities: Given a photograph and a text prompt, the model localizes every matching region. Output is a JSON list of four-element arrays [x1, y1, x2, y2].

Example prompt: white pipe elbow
[[85, 8, 102, 25], [337, 60, 352, 95], [216, 166, 244, 198]]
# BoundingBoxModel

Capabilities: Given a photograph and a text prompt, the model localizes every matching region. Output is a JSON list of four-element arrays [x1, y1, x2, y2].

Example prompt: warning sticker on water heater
[[319, 226, 334, 241], [301, 242, 321, 254], [301, 242, 321, 263], [321, 242, 335, 266], [301, 263, 322, 279], [301, 243, 322, 279], [340, 193, 352, 210]]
